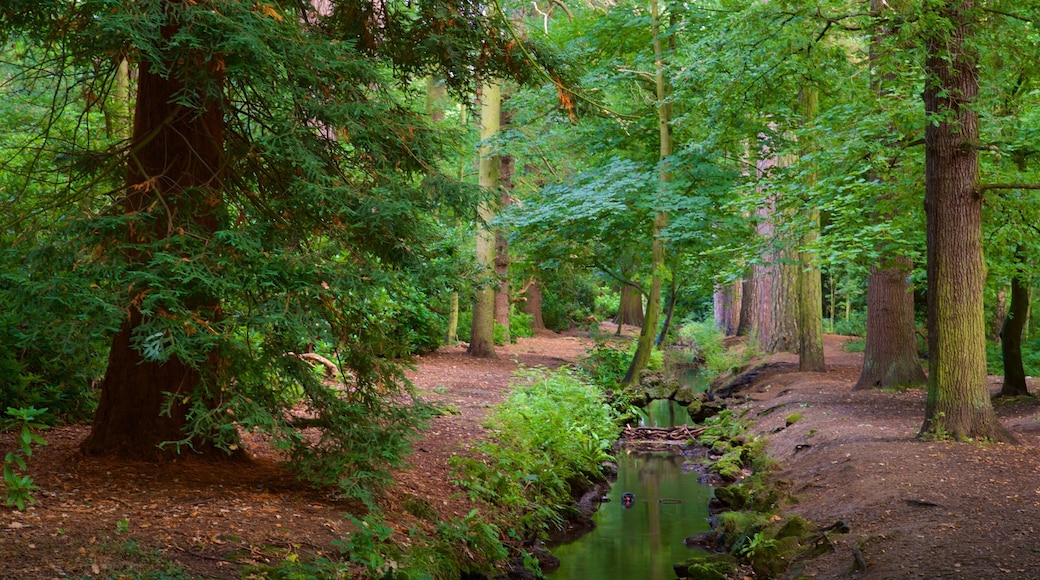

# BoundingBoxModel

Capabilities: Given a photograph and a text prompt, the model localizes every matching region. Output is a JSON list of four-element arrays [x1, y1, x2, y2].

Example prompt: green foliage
[[842, 337, 866, 353], [539, 268, 598, 332], [677, 320, 749, 381], [579, 343, 632, 389], [832, 310, 868, 338], [784, 414, 803, 427], [510, 311, 535, 340], [317, 510, 507, 580], [451, 367, 617, 538], [2, 406, 48, 510]]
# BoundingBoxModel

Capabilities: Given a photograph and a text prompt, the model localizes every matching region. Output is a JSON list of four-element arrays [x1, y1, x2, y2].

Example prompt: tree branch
[[978, 183, 1040, 192]]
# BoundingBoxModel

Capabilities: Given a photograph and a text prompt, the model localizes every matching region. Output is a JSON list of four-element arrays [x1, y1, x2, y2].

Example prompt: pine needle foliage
[[0, 0, 549, 501]]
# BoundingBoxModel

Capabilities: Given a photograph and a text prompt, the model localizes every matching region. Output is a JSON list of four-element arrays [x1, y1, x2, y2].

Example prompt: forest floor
[[2, 327, 1040, 579]]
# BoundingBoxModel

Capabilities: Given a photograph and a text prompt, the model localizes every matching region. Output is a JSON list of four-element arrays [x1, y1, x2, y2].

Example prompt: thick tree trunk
[[82, 32, 233, 459], [714, 281, 741, 336], [797, 87, 825, 371], [737, 274, 757, 337], [999, 273, 1030, 397], [763, 253, 799, 354], [617, 281, 645, 328], [523, 278, 546, 330], [920, 0, 1013, 442], [854, 260, 926, 390], [468, 80, 501, 358]]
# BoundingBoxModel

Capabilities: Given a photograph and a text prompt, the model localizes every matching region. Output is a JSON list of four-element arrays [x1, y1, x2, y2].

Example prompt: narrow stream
[[550, 369, 714, 579]]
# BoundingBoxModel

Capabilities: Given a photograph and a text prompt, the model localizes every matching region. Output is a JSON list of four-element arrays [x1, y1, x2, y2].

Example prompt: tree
[[998, 263, 1030, 397], [622, 0, 670, 386], [81, 10, 230, 458], [853, 0, 925, 390], [469, 79, 502, 358], [919, 0, 1013, 442]]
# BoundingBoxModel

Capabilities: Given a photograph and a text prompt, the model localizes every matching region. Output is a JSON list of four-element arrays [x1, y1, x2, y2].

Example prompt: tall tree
[[622, 0, 670, 385], [469, 79, 502, 358], [919, 0, 1013, 441], [998, 256, 1030, 397], [82, 5, 232, 458], [796, 86, 825, 371], [854, 0, 925, 390]]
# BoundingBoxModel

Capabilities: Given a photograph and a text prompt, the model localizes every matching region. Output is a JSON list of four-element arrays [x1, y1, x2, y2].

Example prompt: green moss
[[785, 413, 804, 427]]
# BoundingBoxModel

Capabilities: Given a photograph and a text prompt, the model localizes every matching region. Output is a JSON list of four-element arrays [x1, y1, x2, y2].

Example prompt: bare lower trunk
[[737, 274, 757, 337], [617, 282, 645, 328], [714, 281, 742, 336], [523, 278, 546, 330], [919, 0, 1012, 442], [991, 286, 1008, 342], [762, 254, 799, 354], [999, 273, 1030, 397], [854, 260, 926, 390]]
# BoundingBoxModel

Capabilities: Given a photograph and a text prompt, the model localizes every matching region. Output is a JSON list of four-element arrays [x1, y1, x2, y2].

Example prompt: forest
[[2, 0, 1040, 578]]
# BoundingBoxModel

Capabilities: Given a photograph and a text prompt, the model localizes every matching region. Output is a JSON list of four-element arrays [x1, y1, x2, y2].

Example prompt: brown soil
[[2, 328, 1039, 579]]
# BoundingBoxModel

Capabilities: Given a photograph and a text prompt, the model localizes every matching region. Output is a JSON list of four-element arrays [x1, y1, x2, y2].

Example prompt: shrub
[[451, 367, 618, 538]]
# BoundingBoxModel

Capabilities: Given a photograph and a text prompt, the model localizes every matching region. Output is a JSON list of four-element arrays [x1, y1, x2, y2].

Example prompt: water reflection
[[549, 451, 713, 579]]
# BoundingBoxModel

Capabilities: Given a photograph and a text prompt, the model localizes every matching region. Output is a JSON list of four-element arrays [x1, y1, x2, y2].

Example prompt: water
[[551, 367, 714, 579], [549, 451, 714, 579], [642, 399, 696, 428]]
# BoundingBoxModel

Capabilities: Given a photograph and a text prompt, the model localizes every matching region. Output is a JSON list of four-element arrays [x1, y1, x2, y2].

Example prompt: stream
[[550, 372, 715, 579]]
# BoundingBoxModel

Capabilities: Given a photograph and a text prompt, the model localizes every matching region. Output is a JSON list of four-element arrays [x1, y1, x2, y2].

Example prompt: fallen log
[[621, 424, 707, 441]]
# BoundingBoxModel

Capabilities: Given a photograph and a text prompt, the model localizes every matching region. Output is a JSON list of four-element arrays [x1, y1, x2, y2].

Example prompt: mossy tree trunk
[[919, 0, 1013, 442], [796, 86, 825, 371], [468, 79, 501, 359], [623, 0, 669, 386], [737, 274, 757, 337], [523, 277, 546, 330]]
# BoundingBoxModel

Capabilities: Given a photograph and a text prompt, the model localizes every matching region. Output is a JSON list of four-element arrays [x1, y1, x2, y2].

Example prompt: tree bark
[[523, 277, 546, 330], [919, 0, 1013, 442], [468, 80, 501, 358], [737, 274, 757, 337], [797, 86, 825, 371], [854, 0, 925, 390], [763, 251, 799, 354], [714, 281, 741, 336], [854, 260, 926, 390], [82, 17, 234, 459], [991, 286, 1008, 342], [617, 281, 645, 328], [999, 272, 1030, 397], [494, 145, 514, 343]]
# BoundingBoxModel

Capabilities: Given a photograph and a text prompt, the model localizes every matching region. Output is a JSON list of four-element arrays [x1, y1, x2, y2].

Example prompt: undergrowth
[[450, 366, 618, 539], [676, 320, 756, 381]]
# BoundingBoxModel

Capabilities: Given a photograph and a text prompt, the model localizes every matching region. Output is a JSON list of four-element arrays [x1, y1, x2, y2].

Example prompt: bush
[[451, 367, 618, 537], [540, 269, 597, 332], [832, 310, 867, 337], [676, 320, 746, 381]]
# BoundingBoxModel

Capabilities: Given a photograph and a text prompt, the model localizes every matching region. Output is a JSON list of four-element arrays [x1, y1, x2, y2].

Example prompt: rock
[[673, 385, 698, 405]]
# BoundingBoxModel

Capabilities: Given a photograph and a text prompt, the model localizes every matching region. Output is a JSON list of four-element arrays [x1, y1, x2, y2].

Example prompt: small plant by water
[[451, 366, 618, 539]]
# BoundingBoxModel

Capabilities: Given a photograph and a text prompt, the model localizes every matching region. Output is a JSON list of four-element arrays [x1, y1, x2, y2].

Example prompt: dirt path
[[741, 335, 1040, 580], [3, 329, 1039, 579]]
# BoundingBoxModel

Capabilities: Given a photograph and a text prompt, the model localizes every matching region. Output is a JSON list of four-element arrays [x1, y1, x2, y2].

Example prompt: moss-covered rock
[[673, 555, 737, 579]]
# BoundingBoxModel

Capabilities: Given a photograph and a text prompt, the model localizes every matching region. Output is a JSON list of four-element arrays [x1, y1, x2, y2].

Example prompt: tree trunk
[[854, 0, 925, 391], [468, 80, 501, 358], [82, 25, 233, 459], [523, 277, 546, 330], [854, 260, 926, 390], [991, 286, 1008, 342], [617, 281, 645, 328], [919, 0, 1013, 442], [737, 274, 757, 337], [797, 86, 825, 371], [623, 0, 669, 386], [714, 281, 741, 336], [494, 145, 514, 343], [763, 252, 799, 354], [445, 291, 459, 343], [999, 272, 1030, 397]]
